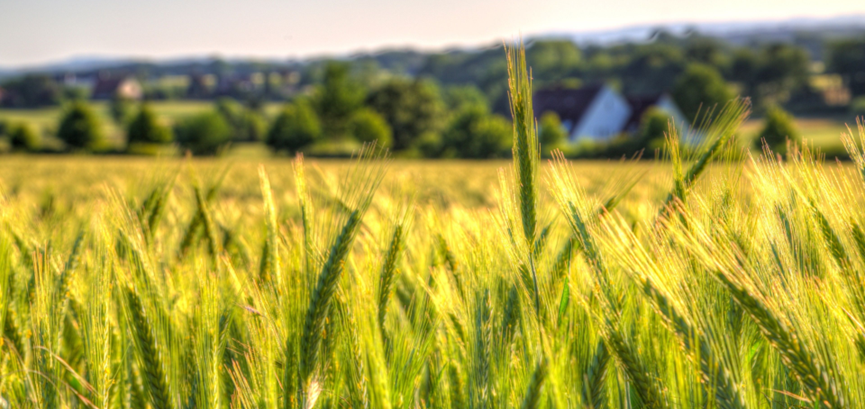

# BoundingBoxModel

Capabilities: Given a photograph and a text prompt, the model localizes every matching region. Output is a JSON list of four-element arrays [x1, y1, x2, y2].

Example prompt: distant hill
[[543, 15, 865, 45], [2, 15, 865, 77]]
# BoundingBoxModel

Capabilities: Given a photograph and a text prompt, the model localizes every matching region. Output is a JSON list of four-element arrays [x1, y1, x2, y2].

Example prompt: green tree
[[9, 123, 40, 151], [755, 43, 810, 103], [110, 95, 134, 124], [366, 78, 444, 150], [215, 98, 268, 142], [754, 106, 799, 155], [175, 111, 232, 155], [440, 105, 511, 158], [348, 109, 392, 148], [684, 37, 727, 67], [620, 43, 686, 95], [216, 98, 244, 125], [526, 40, 582, 83], [443, 85, 489, 112], [730, 48, 759, 99], [127, 104, 173, 146], [0, 74, 63, 107], [314, 62, 365, 138], [411, 131, 444, 158], [266, 99, 321, 153], [637, 108, 671, 152], [239, 111, 268, 142], [672, 63, 734, 122], [827, 38, 865, 97], [538, 112, 567, 152], [852, 96, 865, 118], [57, 101, 105, 151]]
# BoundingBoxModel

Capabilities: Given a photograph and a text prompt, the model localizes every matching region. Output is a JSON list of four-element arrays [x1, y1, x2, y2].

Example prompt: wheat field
[[2, 45, 865, 409]]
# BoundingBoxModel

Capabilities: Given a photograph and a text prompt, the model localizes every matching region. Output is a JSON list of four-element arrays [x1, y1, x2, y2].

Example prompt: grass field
[[5, 48, 865, 409]]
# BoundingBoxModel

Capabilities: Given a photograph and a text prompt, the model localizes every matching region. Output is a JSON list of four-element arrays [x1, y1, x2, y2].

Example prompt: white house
[[534, 85, 687, 141], [621, 94, 688, 134]]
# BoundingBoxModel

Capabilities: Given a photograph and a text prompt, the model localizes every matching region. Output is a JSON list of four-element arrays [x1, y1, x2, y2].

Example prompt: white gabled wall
[[656, 94, 688, 131], [570, 86, 632, 141]]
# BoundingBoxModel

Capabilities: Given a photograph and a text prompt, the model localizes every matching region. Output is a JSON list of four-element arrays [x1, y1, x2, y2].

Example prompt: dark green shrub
[[57, 101, 105, 151], [110, 96, 134, 124], [0, 74, 63, 107], [408, 131, 444, 158], [239, 112, 268, 142], [440, 105, 511, 158], [314, 62, 365, 138], [673, 63, 733, 122], [443, 85, 489, 112], [348, 109, 392, 148], [755, 106, 799, 155], [9, 124, 40, 151], [638, 108, 671, 152], [127, 105, 173, 146], [538, 112, 567, 153], [366, 78, 444, 150], [266, 100, 321, 153], [215, 98, 268, 142], [175, 111, 232, 155], [851, 96, 865, 118]]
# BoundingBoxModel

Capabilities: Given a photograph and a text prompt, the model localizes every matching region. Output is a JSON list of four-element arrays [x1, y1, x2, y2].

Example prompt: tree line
[[3, 32, 865, 113], [3, 32, 864, 157], [0, 62, 534, 158]]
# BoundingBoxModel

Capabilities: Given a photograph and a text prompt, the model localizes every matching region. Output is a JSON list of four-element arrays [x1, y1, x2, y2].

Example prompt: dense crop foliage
[[3, 45, 865, 409]]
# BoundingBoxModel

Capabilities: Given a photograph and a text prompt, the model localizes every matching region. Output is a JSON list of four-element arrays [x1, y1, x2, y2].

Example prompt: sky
[[2, 0, 865, 67]]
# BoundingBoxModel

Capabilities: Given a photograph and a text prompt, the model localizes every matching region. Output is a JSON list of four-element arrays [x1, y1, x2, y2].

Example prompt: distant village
[[47, 69, 304, 102]]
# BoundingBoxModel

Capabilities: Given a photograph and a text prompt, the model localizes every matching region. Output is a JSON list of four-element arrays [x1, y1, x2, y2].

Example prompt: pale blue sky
[[1, 0, 864, 67]]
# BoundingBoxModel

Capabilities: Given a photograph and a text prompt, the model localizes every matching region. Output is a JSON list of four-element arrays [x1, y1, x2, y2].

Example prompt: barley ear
[[194, 185, 221, 260], [299, 210, 362, 408], [520, 358, 548, 409], [124, 287, 174, 409], [714, 270, 845, 409], [259, 166, 281, 285], [377, 224, 405, 330], [600, 322, 667, 409], [582, 340, 609, 409], [659, 99, 749, 218], [640, 279, 744, 409]]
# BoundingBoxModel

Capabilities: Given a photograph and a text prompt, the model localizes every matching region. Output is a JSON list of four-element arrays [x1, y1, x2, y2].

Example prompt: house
[[534, 85, 686, 141], [91, 76, 143, 100], [622, 94, 688, 134], [534, 85, 631, 141]]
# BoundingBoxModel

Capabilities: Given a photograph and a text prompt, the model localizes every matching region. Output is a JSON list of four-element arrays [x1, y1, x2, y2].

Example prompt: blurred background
[[1, 0, 865, 159]]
